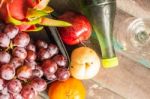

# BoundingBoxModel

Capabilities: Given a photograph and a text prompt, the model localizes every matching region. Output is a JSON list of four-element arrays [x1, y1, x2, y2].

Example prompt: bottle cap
[[102, 57, 118, 68]]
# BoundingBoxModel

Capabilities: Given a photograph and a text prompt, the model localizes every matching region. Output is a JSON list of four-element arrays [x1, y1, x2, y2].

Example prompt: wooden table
[[49, 0, 150, 99]]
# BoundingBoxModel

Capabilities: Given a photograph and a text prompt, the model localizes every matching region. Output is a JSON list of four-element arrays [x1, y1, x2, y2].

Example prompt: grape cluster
[[0, 24, 70, 99]]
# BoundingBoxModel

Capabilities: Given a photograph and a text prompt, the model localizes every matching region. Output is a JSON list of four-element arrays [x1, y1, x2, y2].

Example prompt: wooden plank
[[93, 54, 150, 99], [133, 0, 150, 11], [116, 0, 150, 19], [83, 80, 124, 99], [93, 9, 150, 98]]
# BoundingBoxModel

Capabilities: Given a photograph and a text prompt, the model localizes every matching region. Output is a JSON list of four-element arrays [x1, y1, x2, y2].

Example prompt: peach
[[70, 47, 101, 80]]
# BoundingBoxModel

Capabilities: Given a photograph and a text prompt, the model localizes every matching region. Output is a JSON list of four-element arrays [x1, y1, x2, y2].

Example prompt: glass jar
[[113, 10, 150, 68]]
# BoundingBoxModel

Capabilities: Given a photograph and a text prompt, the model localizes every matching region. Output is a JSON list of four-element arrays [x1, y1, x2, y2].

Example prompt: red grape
[[10, 57, 23, 68], [13, 32, 30, 47], [35, 40, 48, 49], [47, 44, 59, 57], [1, 87, 8, 95], [0, 33, 10, 48], [26, 43, 36, 52], [16, 65, 32, 81], [0, 93, 12, 99], [12, 47, 27, 60], [4, 24, 19, 39], [20, 85, 36, 99], [7, 79, 22, 94], [53, 55, 67, 67], [32, 66, 43, 78], [0, 64, 15, 80], [0, 78, 4, 91], [45, 74, 57, 81], [25, 60, 37, 70], [0, 51, 11, 64], [55, 68, 70, 81], [12, 94, 23, 99], [42, 60, 57, 75], [31, 77, 47, 92], [26, 50, 36, 62], [37, 48, 51, 61], [0, 23, 70, 98]]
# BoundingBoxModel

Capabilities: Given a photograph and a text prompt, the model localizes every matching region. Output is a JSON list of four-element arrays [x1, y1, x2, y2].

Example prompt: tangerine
[[48, 78, 86, 99]]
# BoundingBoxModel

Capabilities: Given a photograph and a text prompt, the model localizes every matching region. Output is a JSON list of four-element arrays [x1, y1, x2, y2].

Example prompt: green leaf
[[42, 6, 54, 13], [24, 18, 42, 25], [26, 8, 48, 19], [7, 16, 22, 25], [39, 17, 72, 27]]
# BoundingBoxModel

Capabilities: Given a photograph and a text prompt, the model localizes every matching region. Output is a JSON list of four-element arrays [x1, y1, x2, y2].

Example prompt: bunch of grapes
[[0, 23, 70, 99]]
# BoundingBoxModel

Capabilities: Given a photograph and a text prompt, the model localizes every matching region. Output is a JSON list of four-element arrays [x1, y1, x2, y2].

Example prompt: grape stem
[[38, 92, 49, 99], [80, 40, 87, 47], [5, 41, 14, 51], [9, 41, 14, 49]]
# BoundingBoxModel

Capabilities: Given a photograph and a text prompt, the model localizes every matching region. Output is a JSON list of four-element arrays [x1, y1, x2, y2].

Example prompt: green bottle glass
[[70, 0, 118, 68]]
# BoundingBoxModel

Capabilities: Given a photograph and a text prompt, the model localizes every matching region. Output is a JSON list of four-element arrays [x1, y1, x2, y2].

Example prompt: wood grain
[[133, 0, 150, 11], [93, 9, 150, 99], [116, 0, 150, 19], [93, 54, 150, 99], [83, 80, 124, 99]]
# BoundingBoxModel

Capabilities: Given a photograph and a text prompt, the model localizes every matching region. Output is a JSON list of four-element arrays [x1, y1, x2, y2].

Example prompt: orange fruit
[[48, 78, 86, 99]]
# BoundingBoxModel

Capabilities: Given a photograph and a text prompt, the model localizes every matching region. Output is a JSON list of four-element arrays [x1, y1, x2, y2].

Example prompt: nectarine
[[70, 47, 101, 79]]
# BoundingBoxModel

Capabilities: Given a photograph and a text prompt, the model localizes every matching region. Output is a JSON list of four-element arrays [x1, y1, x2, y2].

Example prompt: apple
[[57, 11, 92, 45], [70, 47, 101, 80]]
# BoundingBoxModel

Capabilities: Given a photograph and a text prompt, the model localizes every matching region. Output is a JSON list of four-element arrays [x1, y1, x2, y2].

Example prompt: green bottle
[[70, 0, 118, 68]]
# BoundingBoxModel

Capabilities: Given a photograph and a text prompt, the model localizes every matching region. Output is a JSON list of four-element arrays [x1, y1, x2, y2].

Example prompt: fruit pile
[[0, 23, 70, 99], [48, 11, 101, 99], [0, 0, 102, 98]]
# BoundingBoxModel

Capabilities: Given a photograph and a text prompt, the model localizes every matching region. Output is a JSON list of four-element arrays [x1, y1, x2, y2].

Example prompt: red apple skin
[[58, 11, 92, 45]]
